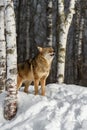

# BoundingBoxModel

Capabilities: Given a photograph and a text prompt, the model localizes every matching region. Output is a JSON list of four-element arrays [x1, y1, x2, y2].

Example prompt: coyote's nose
[[50, 52, 55, 56], [52, 53, 55, 56]]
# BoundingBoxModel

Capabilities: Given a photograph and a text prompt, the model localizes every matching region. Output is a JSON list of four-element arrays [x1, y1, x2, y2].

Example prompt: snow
[[0, 84, 87, 130]]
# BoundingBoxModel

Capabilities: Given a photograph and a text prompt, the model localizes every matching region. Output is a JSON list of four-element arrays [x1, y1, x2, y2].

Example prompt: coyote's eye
[[49, 50, 54, 53]]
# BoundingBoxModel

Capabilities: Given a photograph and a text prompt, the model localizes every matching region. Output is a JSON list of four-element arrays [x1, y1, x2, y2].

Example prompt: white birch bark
[[47, 0, 53, 46], [4, 0, 17, 120], [0, 0, 6, 92], [57, 0, 77, 83], [46, 0, 53, 82]]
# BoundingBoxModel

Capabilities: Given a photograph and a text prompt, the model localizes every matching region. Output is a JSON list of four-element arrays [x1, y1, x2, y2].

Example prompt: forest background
[[0, 0, 87, 121], [14, 0, 87, 86]]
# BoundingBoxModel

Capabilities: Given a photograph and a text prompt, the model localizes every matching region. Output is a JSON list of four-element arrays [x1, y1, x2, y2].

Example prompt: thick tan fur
[[17, 46, 55, 96]]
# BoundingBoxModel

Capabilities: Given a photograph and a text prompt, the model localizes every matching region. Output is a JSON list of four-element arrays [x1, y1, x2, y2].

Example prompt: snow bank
[[0, 84, 87, 130]]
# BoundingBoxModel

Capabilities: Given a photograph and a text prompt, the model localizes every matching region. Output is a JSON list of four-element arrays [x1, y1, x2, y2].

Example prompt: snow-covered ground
[[0, 84, 87, 130]]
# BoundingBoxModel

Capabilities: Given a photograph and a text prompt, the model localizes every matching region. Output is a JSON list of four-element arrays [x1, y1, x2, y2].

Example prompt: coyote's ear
[[37, 46, 43, 52]]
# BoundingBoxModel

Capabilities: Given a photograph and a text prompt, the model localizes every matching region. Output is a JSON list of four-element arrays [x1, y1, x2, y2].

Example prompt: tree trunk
[[17, 0, 27, 62], [78, 17, 84, 61], [46, 0, 53, 82], [50, 0, 58, 83], [57, 0, 77, 83], [26, 0, 30, 59], [0, 0, 6, 93], [73, 0, 81, 84], [82, 0, 87, 64], [47, 0, 53, 46], [4, 0, 17, 120]]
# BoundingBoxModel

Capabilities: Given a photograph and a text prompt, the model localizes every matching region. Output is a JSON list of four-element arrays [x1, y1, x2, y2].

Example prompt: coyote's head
[[37, 46, 55, 62]]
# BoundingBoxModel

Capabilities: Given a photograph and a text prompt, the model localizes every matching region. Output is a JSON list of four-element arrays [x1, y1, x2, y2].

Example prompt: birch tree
[[47, 0, 53, 82], [4, 0, 17, 120], [0, 0, 6, 93], [47, 0, 53, 46], [57, 0, 77, 83]]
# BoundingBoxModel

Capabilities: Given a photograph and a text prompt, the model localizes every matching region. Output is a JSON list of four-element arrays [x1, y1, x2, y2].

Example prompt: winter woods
[[15, 0, 87, 85], [0, 0, 87, 120]]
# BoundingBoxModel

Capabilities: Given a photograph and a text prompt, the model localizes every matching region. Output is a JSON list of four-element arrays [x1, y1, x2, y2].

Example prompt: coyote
[[17, 46, 55, 96]]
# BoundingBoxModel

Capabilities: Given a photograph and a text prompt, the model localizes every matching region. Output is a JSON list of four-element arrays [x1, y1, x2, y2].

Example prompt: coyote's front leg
[[40, 76, 46, 96], [34, 78, 39, 95]]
